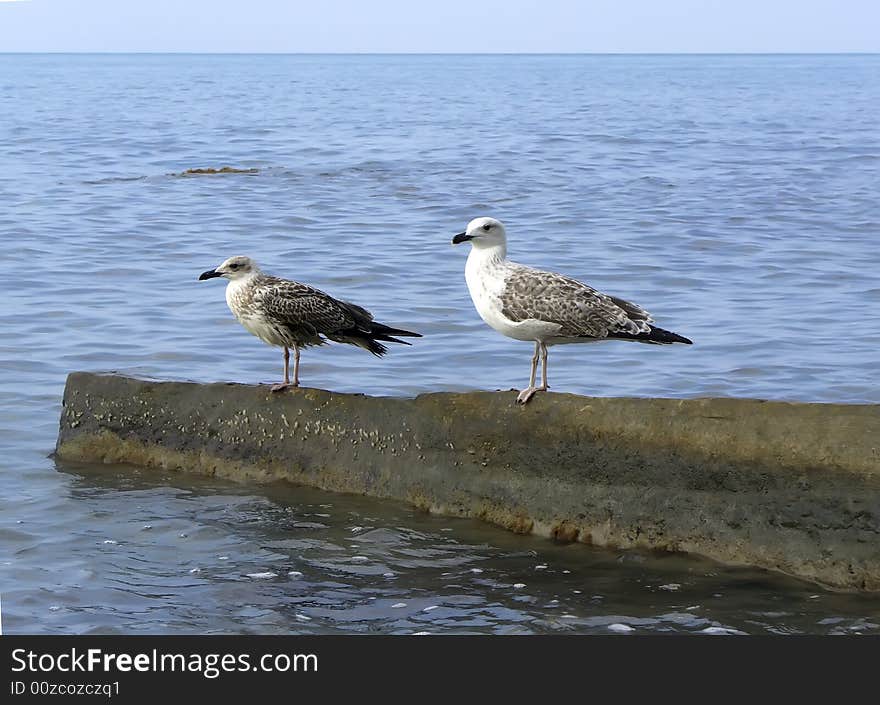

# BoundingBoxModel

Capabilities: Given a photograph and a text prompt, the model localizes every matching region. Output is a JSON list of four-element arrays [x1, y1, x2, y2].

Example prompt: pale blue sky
[[1, 0, 878, 53]]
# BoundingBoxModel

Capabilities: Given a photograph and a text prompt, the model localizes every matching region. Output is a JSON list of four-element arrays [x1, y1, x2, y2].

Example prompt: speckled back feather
[[500, 264, 653, 339]]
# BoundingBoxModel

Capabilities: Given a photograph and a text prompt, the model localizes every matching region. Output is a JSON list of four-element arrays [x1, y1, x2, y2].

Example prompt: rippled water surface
[[2, 54, 879, 634]]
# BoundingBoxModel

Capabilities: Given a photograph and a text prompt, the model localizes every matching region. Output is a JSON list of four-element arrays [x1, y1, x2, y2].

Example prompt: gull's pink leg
[[541, 342, 549, 389], [271, 347, 292, 392], [516, 341, 549, 405]]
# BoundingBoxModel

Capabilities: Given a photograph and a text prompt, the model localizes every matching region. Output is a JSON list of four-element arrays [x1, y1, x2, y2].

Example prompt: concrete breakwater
[[55, 372, 880, 591]]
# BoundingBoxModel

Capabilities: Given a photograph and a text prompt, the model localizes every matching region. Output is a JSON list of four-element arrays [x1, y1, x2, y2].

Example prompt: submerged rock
[[172, 166, 259, 176]]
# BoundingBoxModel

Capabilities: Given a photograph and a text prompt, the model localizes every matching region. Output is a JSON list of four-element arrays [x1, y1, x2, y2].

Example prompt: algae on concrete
[[56, 372, 880, 591]]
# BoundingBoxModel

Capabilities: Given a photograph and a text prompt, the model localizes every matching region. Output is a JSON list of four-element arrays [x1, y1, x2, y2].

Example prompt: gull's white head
[[199, 255, 260, 282], [451, 217, 507, 251]]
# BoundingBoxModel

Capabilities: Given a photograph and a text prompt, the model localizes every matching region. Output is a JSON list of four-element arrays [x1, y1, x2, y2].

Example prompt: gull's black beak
[[452, 231, 473, 245], [199, 269, 222, 281]]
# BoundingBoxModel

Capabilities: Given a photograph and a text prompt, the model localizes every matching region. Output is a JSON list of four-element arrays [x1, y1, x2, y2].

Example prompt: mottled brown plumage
[[244, 275, 392, 352], [500, 264, 653, 339], [200, 256, 421, 390]]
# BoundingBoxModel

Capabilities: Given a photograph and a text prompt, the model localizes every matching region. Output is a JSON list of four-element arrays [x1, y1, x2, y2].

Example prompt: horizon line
[[1, 50, 878, 56]]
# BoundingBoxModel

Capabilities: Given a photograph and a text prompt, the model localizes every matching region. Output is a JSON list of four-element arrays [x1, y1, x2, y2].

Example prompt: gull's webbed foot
[[270, 382, 298, 393], [516, 385, 547, 405]]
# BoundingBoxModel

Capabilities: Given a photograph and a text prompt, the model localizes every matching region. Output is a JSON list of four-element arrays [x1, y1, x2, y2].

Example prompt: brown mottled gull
[[452, 217, 692, 404], [199, 256, 421, 391]]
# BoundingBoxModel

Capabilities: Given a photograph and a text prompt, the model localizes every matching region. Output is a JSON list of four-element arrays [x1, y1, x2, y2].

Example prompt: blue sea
[[2, 54, 879, 634]]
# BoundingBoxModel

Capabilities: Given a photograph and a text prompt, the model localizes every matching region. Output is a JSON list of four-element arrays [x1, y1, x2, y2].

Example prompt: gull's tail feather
[[371, 333, 411, 346], [354, 337, 390, 357], [609, 326, 693, 345], [333, 322, 421, 357], [363, 322, 422, 350]]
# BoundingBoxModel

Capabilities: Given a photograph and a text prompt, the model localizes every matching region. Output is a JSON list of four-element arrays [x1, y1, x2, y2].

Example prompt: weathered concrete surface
[[56, 372, 880, 591]]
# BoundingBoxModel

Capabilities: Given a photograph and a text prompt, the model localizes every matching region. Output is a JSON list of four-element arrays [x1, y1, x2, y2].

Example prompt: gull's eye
[[229, 263, 240, 270], [482, 223, 491, 231]]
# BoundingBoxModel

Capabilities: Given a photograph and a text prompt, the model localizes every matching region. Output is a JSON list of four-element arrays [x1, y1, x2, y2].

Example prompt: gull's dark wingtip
[[659, 329, 693, 345], [371, 323, 422, 339], [607, 326, 692, 345]]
